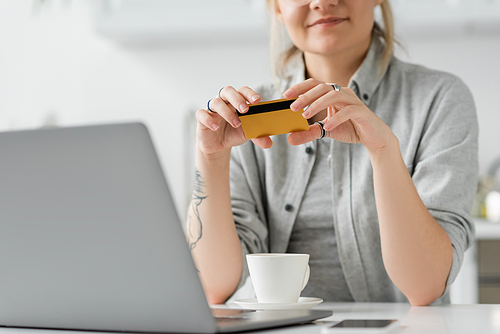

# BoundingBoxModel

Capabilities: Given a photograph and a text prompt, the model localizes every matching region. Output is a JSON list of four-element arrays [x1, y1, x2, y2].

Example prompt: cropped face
[[275, 0, 383, 56]]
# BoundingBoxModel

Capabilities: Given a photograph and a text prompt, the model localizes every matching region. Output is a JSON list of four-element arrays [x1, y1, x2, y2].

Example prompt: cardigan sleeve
[[410, 75, 478, 297]]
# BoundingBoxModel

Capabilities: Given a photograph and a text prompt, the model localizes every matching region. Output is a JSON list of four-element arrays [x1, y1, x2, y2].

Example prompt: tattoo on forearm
[[187, 168, 207, 251]]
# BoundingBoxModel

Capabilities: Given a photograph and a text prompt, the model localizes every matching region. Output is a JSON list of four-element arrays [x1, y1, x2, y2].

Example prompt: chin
[[309, 42, 345, 56], [308, 34, 345, 52]]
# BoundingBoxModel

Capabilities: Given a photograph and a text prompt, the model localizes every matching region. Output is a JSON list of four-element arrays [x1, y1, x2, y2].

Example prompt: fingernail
[[233, 118, 241, 127], [239, 103, 248, 112], [251, 95, 259, 102], [302, 111, 309, 118], [290, 102, 298, 111], [324, 123, 332, 131], [212, 123, 219, 130]]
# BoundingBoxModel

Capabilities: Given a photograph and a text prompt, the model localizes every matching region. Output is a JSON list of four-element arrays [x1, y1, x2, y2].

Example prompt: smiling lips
[[308, 17, 347, 28]]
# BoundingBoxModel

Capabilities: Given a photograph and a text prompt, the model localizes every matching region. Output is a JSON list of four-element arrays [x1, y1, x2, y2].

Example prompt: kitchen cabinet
[[451, 219, 500, 304]]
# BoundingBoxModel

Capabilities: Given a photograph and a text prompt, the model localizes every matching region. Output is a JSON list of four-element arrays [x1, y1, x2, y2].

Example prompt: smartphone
[[321, 319, 400, 334], [237, 98, 309, 139]]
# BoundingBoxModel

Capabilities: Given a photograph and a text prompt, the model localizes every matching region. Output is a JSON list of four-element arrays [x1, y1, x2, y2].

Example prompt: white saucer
[[233, 297, 323, 310]]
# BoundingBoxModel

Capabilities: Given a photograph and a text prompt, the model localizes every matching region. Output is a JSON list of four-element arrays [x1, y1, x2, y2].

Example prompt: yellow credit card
[[237, 98, 309, 139]]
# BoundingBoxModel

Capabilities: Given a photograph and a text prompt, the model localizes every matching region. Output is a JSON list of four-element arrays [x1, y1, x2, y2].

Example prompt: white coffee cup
[[246, 253, 310, 303]]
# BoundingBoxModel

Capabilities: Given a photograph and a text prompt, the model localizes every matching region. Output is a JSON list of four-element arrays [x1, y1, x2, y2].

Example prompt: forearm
[[369, 136, 453, 306], [186, 146, 243, 304]]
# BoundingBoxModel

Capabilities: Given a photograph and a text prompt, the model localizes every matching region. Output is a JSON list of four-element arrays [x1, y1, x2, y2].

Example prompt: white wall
[[395, 33, 500, 178], [1, 0, 500, 220], [0, 0, 272, 218]]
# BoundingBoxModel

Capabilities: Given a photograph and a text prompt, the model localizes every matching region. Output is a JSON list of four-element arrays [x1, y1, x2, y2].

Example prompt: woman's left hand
[[283, 78, 396, 155]]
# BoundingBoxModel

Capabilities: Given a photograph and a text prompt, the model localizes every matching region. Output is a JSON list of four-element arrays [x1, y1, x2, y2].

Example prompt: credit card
[[237, 98, 309, 139]]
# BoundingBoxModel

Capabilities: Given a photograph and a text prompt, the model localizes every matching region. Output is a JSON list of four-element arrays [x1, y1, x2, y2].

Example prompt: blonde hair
[[267, 0, 395, 83]]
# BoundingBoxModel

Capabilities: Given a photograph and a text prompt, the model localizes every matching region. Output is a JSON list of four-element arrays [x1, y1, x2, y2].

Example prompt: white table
[[225, 302, 500, 333], [0, 302, 499, 334]]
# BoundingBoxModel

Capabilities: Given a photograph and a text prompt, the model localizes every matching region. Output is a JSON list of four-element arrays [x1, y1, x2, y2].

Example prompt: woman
[[187, 0, 478, 306]]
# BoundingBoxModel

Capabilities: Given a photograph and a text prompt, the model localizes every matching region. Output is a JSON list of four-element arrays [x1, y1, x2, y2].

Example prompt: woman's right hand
[[196, 86, 274, 156]]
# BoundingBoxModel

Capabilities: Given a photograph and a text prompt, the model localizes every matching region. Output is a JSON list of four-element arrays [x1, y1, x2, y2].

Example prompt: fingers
[[301, 89, 345, 118], [285, 79, 357, 100], [251, 136, 273, 149], [219, 86, 248, 114], [324, 105, 359, 131], [237, 86, 261, 105], [208, 97, 241, 128], [219, 86, 260, 114], [284, 80, 361, 120], [299, 87, 361, 120], [209, 86, 261, 129], [283, 78, 320, 99], [289, 83, 335, 115], [287, 123, 324, 146], [196, 108, 220, 131], [327, 105, 334, 119]]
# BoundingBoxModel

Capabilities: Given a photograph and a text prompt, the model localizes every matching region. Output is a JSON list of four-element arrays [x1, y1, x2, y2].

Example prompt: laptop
[[0, 122, 332, 333]]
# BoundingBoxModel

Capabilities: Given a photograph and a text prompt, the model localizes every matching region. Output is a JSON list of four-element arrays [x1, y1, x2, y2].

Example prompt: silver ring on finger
[[207, 99, 217, 113], [315, 121, 327, 140], [326, 83, 341, 92], [218, 87, 229, 103]]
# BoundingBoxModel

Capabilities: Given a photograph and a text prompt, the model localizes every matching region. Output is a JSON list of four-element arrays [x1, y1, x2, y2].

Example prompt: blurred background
[[1, 0, 499, 304]]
